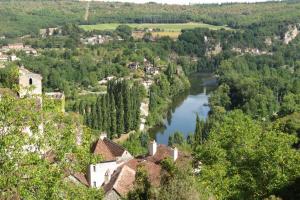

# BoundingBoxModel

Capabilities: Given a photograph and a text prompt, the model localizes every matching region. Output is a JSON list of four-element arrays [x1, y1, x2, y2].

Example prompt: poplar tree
[[123, 81, 132, 132], [110, 94, 117, 138], [96, 96, 102, 130], [194, 114, 204, 145], [91, 103, 98, 129], [117, 94, 125, 137]]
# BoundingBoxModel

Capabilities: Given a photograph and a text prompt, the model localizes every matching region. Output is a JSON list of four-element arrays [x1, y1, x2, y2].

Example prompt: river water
[[149, 73, 217, 145]]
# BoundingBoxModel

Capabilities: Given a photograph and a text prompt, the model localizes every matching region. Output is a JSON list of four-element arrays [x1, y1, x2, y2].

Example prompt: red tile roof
[[125, 159, 161, 187], [146, 144, 173, 164], [72, 172, 89, 187], [103, 165, 136, 196], [93, 138, 125, 161]]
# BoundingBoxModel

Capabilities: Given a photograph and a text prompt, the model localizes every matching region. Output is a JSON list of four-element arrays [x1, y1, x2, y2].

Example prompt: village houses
[[67, 134, 187, 200], [39, 27, 62, 38], [81, 35, 113, 45], [1, 66, 186, 200], [0, 43, 37, 56]]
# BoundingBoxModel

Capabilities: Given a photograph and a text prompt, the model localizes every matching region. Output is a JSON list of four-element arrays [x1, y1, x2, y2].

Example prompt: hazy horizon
[[90, 0, 279, 5]]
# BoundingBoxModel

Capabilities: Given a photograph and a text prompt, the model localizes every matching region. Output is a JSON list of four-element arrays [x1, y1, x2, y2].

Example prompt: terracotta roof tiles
[[103, 165, 136, 196], [146, 144, 173, 164], [93, 138, 125, 161]]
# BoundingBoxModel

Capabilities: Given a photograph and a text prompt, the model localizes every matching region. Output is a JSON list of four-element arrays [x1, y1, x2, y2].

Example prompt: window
[[93, 181, 97, 187], [93, 165, 96, 172], [29, 78, 33, 85]]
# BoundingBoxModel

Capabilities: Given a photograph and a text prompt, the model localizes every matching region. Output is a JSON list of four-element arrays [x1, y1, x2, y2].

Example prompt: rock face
[[284, 25, 299, 44]]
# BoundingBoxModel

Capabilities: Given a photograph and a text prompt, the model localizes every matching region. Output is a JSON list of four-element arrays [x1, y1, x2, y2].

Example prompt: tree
[[0, 95, 103, 199], [280, 93, 300, 115], [117, 94, 125, 137], [168, 131, 184, 146], [194, 114, 204, 145], [194, 111, 300, 199], [127, 166, 154, 200], [209, 83, 231, 110], [116, 25, 132, 40], [109, 94, 117, 138]]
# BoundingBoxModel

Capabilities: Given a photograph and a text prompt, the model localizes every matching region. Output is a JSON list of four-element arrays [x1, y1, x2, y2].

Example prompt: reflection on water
[[149, 73, 217, 145]]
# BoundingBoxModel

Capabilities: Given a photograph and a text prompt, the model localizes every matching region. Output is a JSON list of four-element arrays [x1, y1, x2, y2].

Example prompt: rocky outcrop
[[284, 25, 299, 45]]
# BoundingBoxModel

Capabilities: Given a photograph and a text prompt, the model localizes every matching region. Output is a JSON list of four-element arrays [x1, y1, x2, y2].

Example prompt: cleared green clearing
[[80, 22, 231, 32]]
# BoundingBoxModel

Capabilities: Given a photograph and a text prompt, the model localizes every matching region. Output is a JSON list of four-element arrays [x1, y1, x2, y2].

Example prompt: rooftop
[[93, 138, 126, 161], [103, 165, 136, 196]]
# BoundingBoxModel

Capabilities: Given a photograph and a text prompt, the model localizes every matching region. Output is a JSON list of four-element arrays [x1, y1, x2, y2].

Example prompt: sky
[[100, 0, 277, 5]]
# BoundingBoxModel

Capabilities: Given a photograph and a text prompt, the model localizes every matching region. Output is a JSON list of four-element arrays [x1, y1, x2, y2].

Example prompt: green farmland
[[80, 22, 231, 32]]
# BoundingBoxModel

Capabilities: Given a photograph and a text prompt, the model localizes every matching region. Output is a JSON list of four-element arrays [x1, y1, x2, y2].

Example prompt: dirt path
[[113, 131, 134, 143], [84, 1, 90, 21]]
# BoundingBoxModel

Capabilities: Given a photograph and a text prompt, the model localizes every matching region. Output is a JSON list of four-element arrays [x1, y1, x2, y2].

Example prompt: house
[[93, 134, 133, 162], [103, 165, 136, 200], [87, 134, 133, 188], [40, 27, 61, 37], [66, 132, 186, 200], [144, 65, 159, 75], [128, 62, 140, 70], [8, 43, 24, 50], [101, 140, 179, 200], [10, 54, 20, 61], [81, 35, 112, 45], [78, 138, 182, 200], [0, 43, 37, 55]]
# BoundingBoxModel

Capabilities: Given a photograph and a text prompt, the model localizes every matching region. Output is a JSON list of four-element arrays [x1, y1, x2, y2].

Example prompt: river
[[149, 73, 217, 145]]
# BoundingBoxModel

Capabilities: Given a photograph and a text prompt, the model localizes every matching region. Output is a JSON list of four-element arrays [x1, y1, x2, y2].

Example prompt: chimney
[[100, 133, 107, 140], [148, 140, 157, 156], [104, 169, 111, 184], [172, 147, 178, 161]]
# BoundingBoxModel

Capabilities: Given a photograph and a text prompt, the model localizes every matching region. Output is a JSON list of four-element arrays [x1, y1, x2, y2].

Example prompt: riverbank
[[145, 73, 190, 129], [149, 73, 217, 144]]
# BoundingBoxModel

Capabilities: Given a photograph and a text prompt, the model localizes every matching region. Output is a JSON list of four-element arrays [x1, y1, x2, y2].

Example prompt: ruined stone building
[[18, 66, 43, 98]]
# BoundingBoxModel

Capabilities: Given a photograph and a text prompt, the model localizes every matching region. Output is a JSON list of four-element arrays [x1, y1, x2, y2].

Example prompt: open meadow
[[80, 22, 231, 32], [81, 22, 231, 39]]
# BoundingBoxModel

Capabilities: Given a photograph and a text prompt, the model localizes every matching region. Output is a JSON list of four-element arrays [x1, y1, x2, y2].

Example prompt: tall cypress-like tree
[[84, 103, 89, 125], [110, 94, 117, 138], [91, 103, 98, 129], [73, 80, 143, 137], [96, 96, 102, 130], [123, 81, 132, 132], [105, 94, 111, 135], [79, 100, 85, 115], [117, 94, 125, 137], [194, 114, 204, 145]]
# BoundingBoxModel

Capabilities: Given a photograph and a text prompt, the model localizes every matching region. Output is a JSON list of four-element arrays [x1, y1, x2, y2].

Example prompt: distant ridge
[[77, 0, 282, 5]]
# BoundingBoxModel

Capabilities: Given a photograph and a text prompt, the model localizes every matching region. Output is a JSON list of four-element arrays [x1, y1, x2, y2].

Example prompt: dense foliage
[[73, 80, 144, 139], [148, 68, 190, 126], [0, 95, 103, 199], [1, 1, 300, 37], [194, 111, 300, 199]]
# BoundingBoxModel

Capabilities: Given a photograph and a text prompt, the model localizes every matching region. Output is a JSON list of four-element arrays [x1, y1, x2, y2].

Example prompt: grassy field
[[80, 22, 231, 32], [1, 1, 300, 37]]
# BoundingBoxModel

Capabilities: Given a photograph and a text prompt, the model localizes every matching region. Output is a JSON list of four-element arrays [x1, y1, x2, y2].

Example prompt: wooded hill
[[1, 0, 300, 37]]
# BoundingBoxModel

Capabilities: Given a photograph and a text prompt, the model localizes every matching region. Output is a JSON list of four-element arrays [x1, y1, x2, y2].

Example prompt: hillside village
[[1, 1, 300, 199], [0, 65, 189, 200]]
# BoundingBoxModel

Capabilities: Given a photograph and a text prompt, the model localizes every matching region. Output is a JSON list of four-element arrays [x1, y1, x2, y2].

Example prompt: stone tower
[[18, 66, 42, 98]]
